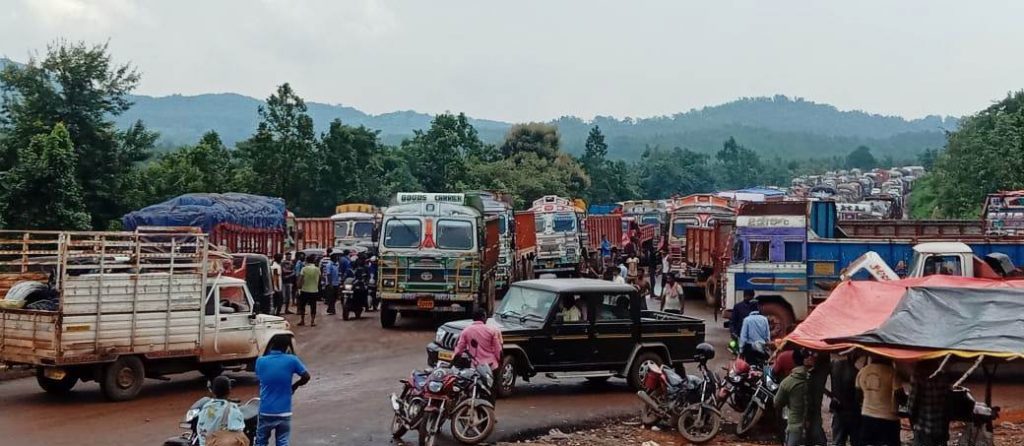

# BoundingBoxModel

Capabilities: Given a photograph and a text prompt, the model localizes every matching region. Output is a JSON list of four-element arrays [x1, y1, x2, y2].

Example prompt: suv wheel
[[495, 354, 517, 398], [628, 351, 664, 390]]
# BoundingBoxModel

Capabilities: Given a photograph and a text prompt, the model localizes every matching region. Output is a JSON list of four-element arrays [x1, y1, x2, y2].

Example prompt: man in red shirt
[[453, 308, 504, 372]]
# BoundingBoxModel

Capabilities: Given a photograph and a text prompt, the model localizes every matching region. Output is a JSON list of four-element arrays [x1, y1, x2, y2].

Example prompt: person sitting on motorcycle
[[738, 299, 770, 365], [197, 376, 247, 446]]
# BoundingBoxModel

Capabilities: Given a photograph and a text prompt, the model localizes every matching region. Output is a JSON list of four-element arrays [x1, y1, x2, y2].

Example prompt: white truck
[[0, 229, 294, 401]]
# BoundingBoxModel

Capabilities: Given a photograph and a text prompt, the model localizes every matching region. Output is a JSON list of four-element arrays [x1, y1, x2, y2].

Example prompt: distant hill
[[2, 57, 957, 159]]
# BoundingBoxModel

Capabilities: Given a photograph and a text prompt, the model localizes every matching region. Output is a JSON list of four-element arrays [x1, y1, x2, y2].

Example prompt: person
[[730, 290, 757, 340], [318, 249, 334, 298], [775, 349, 813, 446], [660, 251, 672, 297], [558, 295, 583, 322], [197, 376, 247, 446], [617, 261, 628, 281], [660, 275, 684, 314], [271, 254, 284, 316], [806, 351, 831, 446], [367, 256, 379, 311], [634, 269, 651, 310], [772, 349, 797, 380], [453, 308, 503, 373], [291, 253, 305, 313], [856, 356, 902, 446], [281, 253, 295, 314], [910, 359, 951, 446], [626, 253, 640, 283], [254, 337, 310, 446], [338, 249, 352, 281], [599, 236, 612, 259], [297, 258, 320, 327], [323, 255, 340, 315], [830, 354, 863, 446], [646, 247, 659, 288], [738, 303, 770, 364]]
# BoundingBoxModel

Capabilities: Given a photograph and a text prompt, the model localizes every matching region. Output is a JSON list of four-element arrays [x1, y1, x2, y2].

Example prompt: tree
[[638, 146, 715, 199], [1, 123, 90, 229], [846, 145, 878, 170], [235, 83, 317, 213], [580, 125, 608, 171], [0, 41, 153, 228], [312, 120, 390, 214], [400, 113, 486, 192], [143, 131, 233, 202], [714, 137, 766, 190], [499, 123, 560, 160]]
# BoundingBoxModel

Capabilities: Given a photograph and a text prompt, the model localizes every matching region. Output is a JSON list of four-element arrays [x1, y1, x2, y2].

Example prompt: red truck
[[585, 215, 657, 258], [683, 222, 735, 306]]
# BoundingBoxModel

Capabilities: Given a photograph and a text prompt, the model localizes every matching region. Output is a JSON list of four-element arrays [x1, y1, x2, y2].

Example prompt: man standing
[[775, 349, 813, 446], [298, 259, 320, 327], [323, 256, 340, 315], [830, 354, 863, 446], [281, 253, 295, 314], [271, 254, 284, 316], [660, 275, 684, 314], [291, 253, 305, 314], [856, 356, 902, 446], [738, 302, 770, 364], [453, 308, 503, 372], [254, 337, 311, 446], [626, 253, 640, 284], [910, 359, 951, 446], [599, 236, 612, 260], [730, 290, 757, 341]]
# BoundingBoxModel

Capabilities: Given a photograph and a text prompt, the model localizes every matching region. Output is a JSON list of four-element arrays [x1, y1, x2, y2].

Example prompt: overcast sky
[[2, 0, 1022, 122]]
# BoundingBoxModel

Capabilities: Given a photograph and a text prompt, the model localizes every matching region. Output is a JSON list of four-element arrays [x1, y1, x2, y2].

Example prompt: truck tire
[[628, 351, 664, 390], [758, 302, 795, 339], [380, 307, 398, 328], [704, 277, 719, 307], [100, 356, 145, 401], [495, 354, 518, 398], [36, 367, 77, 395]]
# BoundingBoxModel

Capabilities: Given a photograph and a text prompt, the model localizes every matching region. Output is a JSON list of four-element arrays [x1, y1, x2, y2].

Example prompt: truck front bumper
[[379, 292, 475, 312]]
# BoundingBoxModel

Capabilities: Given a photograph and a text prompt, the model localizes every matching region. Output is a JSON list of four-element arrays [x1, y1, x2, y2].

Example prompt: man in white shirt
[[271, 254, 284, 315]]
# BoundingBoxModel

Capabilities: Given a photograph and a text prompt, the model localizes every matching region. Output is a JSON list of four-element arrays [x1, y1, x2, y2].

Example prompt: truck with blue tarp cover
[[122, 193, 289, 254], [376, 193, 500, 328], [724, 200, 1024, 337]]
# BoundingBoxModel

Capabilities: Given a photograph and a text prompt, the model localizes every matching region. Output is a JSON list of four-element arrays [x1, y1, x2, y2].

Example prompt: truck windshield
[[436, 219, 475, 250], [921, 255, 963, 276], [641, 214, 660, 226], [334, 221, 349, 238], [352, 221, 374, 238], [383, 218, 421, 248], [672, 219, 693, 238], [497, 286, 557, 322], [552, 214, 576, 232]]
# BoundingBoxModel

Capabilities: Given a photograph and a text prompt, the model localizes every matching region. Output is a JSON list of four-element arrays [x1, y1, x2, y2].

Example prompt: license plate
[[43, 368, 66, 380], [438, 350, 453, 361], [417, 298, 435, 309]]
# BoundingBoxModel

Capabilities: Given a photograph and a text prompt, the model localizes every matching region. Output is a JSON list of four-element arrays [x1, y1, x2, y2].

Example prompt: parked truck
[[665, 194, 735, 298], [0, 229, 294, 401], [529, 196, 585, 277], [122, 193, 289, 254], [466, 191, 536, 292], [376, 193, 500, 328], [723, 200, 1024, 336]]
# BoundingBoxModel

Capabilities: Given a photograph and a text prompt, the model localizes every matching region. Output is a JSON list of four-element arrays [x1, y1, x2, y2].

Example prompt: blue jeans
[[255, 415, 291, 446]]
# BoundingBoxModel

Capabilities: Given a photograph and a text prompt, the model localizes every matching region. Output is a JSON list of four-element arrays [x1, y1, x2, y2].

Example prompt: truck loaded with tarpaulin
[[122, 193, 288, 254]]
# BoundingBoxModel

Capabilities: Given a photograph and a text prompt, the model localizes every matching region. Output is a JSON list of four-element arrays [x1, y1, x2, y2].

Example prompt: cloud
[[19, 0, 152, 30]]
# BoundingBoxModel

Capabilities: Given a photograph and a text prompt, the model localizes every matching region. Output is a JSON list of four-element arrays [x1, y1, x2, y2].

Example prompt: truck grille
[[408, 268, 446, 283]]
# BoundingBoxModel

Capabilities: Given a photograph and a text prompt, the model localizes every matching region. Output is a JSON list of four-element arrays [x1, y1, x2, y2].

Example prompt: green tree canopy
[[1, 123, 90, 230], [144, 131, 234, 202], [639, 146, 715, 199], [499, 122, 560, 160], [400, 113, 483, 192], [845, 145, 878, 170], [714, 137, 766, 190]]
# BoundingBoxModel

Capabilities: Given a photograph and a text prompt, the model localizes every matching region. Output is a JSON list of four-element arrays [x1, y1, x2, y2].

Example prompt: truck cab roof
[[914, 242, 972, 254]]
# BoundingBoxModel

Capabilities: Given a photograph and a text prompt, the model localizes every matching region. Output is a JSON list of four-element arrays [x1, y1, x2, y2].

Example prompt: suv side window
[[555, 294, 589, 324], [595, 293, 632, 322]]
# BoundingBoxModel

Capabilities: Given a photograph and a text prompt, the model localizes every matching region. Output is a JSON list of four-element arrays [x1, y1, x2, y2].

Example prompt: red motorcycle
[[637, 343, 723, 443], [417, 358, 496, 446]]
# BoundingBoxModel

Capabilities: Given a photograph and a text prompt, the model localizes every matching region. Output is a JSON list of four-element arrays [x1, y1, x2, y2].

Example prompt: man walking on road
[[255, 337, 311, 446], [323, 256, 340, 315], [281, 253, 295, 314], [298, 258, 320, 327]]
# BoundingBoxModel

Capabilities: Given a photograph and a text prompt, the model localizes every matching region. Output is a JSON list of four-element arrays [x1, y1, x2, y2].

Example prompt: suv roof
[[513, 278, 636, 294]]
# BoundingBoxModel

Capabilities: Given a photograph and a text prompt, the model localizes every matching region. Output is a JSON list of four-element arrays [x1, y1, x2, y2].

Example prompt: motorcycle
[[390, 369, 432, 440], [735, 365, 780, 437], [415, 355, 497, 446], [636, 343, 723, 444], [163, 397, 260, 446], [341, 273, 368, 320], [952, 386, 1000, 446]]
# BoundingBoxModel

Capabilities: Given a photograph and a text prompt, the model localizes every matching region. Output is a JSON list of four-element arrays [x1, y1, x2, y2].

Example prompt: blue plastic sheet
[[122, 193, 286, 232]]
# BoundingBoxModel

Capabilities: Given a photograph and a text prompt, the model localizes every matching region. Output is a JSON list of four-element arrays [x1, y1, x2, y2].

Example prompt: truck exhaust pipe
[[636, 391, 669, 418]]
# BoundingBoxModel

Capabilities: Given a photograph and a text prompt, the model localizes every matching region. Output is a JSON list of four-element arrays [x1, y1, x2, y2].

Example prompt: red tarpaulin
[[785, 276, 1024, 360]]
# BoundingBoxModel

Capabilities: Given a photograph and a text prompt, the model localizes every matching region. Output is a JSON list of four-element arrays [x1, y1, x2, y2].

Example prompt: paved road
[[0, 296, 730, 446]]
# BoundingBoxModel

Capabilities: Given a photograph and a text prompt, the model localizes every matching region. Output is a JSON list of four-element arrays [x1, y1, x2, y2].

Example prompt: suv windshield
[[497, 286, 557, 321], [437, 219, 475, 250], [352, 221, 374, 238], [383, 218, 421, 248]]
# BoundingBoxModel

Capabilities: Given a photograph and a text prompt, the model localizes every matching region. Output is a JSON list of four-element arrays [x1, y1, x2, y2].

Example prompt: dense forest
[[0, 42, 988, 231]]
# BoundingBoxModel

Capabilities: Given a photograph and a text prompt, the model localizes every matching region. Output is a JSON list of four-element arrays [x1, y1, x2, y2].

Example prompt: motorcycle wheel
[[391, 413, 408, 439], [677, 404, 721, 444], [419, 413, 438, 446], [639, 393, 663, 427], [735, 400, 764, 438], [451, 403, 496, 444]]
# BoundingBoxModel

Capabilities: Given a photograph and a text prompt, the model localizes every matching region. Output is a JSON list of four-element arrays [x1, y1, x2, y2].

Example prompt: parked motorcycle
[[637, 343, 723, 444], [163, 397, 260, 446], [735, 365, 780, 437], [390, 369, 431, 440], [392, 354, 496, 446]]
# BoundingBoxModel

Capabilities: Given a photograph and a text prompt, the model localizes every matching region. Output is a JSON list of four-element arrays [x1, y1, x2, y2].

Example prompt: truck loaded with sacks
[[0, 228, 294, 401]]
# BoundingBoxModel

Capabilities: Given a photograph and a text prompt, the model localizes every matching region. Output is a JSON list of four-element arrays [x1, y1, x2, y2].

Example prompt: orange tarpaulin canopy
[[784, 275, 1024, 360]]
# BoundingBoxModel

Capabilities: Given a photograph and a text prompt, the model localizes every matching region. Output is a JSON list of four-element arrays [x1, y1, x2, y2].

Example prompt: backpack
[[205, 401, 250, 446]]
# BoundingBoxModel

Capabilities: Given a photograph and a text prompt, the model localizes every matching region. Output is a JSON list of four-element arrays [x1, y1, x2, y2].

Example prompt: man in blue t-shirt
[[254, 337, 310, 446]]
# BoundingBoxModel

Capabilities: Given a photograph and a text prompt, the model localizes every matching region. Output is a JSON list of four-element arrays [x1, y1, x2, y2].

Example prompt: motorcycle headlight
[[428, 381, 443, 393]]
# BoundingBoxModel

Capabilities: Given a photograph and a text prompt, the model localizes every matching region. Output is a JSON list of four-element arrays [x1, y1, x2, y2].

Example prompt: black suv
[[427, 279, 706, 396]]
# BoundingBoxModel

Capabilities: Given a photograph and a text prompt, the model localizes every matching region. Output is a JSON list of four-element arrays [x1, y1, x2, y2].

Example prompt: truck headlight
[[382, 278, 396, 288], [458, 279, 472, 289]]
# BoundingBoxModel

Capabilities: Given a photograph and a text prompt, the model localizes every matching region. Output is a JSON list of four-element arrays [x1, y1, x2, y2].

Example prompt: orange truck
[[665, 194, 736, 302]]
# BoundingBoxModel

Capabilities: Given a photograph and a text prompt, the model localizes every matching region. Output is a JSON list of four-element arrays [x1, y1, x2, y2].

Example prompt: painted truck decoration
[[529, 195, 585, 277], [376, 193, 500, 328]]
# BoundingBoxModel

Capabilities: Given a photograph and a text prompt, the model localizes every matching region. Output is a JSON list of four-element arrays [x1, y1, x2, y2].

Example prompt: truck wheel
[[628, 351, 664, 390], [100, 356, 145, 401], [704, 277, 719, 307], [36, 368, 77, 395], [199, 364, 223, 382], [380, 307, 398, 328], [759, 302, 795, 338], [495, 354, 517, 398]]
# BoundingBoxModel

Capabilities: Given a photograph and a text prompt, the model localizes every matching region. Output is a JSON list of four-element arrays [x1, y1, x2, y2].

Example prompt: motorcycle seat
[[662, 368, 685, 387]]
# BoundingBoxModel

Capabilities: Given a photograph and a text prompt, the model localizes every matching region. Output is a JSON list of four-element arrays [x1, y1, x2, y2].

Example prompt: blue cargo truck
[[724, 201, 1024, 335]]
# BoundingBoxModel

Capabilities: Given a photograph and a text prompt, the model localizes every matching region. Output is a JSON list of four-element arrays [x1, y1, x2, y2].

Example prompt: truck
[[122, 193, 289, 254], [529, 196, 585, 277], [376, 193, 500, 328], [426, 279, 706, 397], [619, 200, 666, 251], [585, 215, 657, 259], [330, 203, 381, 254], [723, 200, 1024, 336], [0, 229, 293, 401], [665, 194, 736, 297], [681, 220, 735, 306], [465, 192, 536, 293]]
